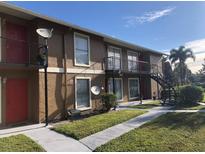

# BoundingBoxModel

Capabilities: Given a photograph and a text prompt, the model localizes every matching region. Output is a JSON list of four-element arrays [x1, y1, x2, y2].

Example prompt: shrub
[[179, 85, 204, 105], [101, 93, 117, 111]]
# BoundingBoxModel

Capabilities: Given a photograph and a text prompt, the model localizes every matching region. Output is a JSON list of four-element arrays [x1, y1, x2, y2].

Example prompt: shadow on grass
[[142, 112, 205, 131], [173, 103, 205, 110]]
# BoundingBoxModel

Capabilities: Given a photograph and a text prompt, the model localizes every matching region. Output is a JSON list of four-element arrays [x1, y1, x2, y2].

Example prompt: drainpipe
[[63, 33, 67, 119], [139, 56, 142, 104]]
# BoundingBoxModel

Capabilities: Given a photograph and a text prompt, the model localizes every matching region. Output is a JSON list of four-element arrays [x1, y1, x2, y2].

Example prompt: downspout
[[63, 33, 67, 119]]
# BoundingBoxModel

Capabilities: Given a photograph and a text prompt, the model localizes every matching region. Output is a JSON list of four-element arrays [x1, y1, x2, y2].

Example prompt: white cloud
[[124, 7, 175, 27], [162, 39, 205, 74], [185, 38, 205, 54], [185, 39, 205, 73]]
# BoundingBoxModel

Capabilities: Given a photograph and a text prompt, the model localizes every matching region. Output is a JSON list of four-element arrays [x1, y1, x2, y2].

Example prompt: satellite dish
[[36, 28, 53, 39], [91, 86, 101, 95]]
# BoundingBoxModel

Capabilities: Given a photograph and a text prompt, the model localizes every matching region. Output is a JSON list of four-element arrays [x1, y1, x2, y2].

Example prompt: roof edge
[[0, 2, 165, 55]]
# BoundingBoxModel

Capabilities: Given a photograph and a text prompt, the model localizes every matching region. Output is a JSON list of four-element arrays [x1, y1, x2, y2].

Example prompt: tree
[[173, 63, 192, 85], [197, 58, 205, 85], [198, 58, 205, 74], [163, 60, 174, 85], [169, 46, 195, 85]]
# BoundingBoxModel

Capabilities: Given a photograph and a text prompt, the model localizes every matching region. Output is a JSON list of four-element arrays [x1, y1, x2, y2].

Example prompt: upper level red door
[[6, 22, 28, 64], [6, 78, 28, 124]]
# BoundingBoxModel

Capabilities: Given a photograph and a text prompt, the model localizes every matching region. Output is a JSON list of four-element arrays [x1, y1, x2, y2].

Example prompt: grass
[[0, 134, 45, 152], [202, 93, 205, 103], [53, 110, 146, 140], [173, 103, 205, 110], [128, 100, 161, 109], [95, 112, 205, 152]]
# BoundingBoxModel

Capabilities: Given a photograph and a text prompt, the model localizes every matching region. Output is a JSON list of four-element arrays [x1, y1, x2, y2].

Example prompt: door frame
[[128, 78, 140, 100], [75, 76, 92, 111], [108, 78, 123, 102]]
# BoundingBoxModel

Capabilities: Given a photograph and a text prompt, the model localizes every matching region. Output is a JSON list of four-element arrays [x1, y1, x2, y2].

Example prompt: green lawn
[[0, 134, 45, 152], [53, 110, 146, 140], [128, 100, 161, 109], [202, 93, 205, 103], [173, 103, 205, 110], [95, 112, 205, 152]]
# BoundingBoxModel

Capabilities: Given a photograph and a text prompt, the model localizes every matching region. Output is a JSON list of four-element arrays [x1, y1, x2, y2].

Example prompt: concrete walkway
[[118, 99, 153, 107], [25, 127, 91, 152], [0, 124, 45, 138], [157, 109, 205, 113], [80, 106, 171, 151]]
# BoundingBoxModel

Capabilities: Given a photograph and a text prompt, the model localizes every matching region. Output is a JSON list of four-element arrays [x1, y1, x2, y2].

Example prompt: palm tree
[[169, 46, 195, 85]]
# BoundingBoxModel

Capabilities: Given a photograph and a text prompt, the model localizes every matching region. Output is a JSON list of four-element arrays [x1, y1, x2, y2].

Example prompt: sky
[[9, 1, 205, 73]]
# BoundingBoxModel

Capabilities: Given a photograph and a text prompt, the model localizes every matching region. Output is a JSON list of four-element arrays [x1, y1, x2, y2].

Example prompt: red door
[[6, 79, 28, 124], [6, 22, 28, 64]]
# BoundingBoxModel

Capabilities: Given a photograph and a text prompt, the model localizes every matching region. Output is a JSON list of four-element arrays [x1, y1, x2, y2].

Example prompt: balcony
[[0, 36, 43, 70], [104, 56, 158, 75]]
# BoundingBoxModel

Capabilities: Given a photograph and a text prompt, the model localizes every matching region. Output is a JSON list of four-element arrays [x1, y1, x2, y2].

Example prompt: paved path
[[80, 106, 171, 151], [118, 99, 153, 107], [158, 109, 205, 112], [25, 127, 91, 152], [0, 124, 46, 138]]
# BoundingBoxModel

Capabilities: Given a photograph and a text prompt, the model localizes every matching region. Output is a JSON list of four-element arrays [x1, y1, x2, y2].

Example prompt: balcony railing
[[0, 36, 42, 68], [104, 56, 159, 74]]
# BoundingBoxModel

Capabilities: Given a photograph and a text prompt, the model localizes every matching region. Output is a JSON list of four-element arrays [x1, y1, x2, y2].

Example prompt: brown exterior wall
[[0, 13, 40, 127], [38, 72, 105, 122], [0, 11, 162, 126], [0, 13, 39, 65]]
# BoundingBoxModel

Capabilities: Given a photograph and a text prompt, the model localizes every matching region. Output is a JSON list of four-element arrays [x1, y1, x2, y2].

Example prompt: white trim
[[108, 78, 123, 102], [0, 17, 2, 62], [39, 67, 105, 74], [39, 67, 64, 73], [75, 76, 92, 110], [0, 77, 2, 124], [128, 78, 140, 100], [74, 32, 90, 67], [107, 45, 122, 70], [66, 68, 104, 74]]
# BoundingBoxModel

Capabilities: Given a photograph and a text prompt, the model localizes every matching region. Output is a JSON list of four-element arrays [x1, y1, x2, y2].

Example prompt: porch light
[[36, 28, 53, 126]]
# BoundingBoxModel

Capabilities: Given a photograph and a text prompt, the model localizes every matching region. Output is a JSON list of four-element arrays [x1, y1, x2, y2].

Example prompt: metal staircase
[[150, 66, 177, 105]]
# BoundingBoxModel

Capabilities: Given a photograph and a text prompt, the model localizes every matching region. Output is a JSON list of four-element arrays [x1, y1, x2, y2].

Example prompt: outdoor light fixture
[[36, 28, 53, 126]]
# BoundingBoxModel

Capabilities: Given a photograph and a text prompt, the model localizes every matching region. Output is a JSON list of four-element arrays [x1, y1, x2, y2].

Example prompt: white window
[[128, 78, 140, 100], [108, 78, 123, 101], [107, 46, 121, 70], [128, 51, 139, 72], [74, 33, 90, 66], [75, 77, 91, 110]]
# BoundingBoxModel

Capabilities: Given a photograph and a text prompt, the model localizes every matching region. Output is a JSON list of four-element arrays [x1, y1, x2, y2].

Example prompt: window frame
[[74, 32, 90, 67], [107, 46, 122, 70], [108, 78, 123, 102], [75, 76, 92, 111], [128, 78, 140, 100], [127, 50, 139, 72]]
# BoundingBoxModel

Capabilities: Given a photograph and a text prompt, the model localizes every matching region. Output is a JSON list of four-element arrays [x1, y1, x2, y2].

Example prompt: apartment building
[[0, 2, 163, 128]]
